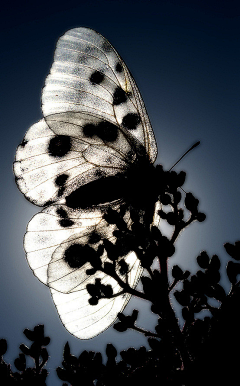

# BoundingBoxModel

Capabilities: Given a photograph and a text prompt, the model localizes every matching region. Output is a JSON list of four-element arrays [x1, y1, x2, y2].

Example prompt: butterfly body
[[14, 28, 158, 339]]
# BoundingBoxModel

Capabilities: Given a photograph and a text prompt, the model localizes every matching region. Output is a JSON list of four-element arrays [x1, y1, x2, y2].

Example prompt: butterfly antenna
[[169, 141, 200, 171]]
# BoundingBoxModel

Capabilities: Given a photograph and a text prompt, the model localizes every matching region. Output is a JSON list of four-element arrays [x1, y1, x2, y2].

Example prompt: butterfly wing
[[41, 27, 157, 163], [14, 118, 135, 207], [50, 259, 138, 340], [14, 28, 158, 339], [24, 202, 142, 338]]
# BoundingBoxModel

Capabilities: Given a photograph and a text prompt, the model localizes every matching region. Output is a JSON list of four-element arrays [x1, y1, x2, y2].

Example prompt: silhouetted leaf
[[158, 209, 167, 220], [23, 328, 35, 341], [106, 344, 117, 360], [132, 309, 139, 323], [209, 284, 226, 301], [56, 367, 68, 381], [185, 192, 199, 213], [166, 211, 178, 225], [227, 261, 240, 284], [113, 322, 128, 332], [63, 342, 71, 362], [103, 262, 115, 275], [172, 265, 184, 280], [101, 284, 113, 298], [197, 212, 206, 222], [119, 259, 129, 275], [160, 193, 172, 206], [88, 297, 99, 305], [224, 241, 240, 260], [209, 255, 221, 271], [14, 354, 26, 372], [42, 336, 50, 346], [197, 251, 210, 269], [174, 290, 190, 306], [176, 171, 186, 187]]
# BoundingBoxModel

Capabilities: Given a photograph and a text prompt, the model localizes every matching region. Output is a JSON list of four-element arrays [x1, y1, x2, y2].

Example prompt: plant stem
[[101, 267, 149, 302], [131, 325, 159, 338], [158, 247, 191, 371]]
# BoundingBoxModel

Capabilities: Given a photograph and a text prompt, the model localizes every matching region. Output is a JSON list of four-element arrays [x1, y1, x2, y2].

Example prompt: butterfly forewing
[[14, 118, 136, 207], [14, 27, 158, 339], [42, 27, 157, 163]]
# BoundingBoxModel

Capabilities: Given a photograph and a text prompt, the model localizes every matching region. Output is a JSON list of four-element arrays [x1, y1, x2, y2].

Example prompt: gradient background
[[1, 0, 240, 384]]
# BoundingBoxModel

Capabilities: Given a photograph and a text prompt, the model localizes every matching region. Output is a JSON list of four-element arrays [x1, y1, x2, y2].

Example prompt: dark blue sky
[[1, 1, 240, 384]]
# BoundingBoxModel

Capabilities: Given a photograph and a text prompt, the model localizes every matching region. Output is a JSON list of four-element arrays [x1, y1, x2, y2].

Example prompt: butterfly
[[14, 28, 159, 339]]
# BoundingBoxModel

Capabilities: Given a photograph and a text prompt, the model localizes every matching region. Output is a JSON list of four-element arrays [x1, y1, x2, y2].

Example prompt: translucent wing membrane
[[24, 204, 103, 285], [50, 257, 138, 340], [42, 27, 157, 163], [24, 203, 142, 338], [51, 247, 140, 339], [14, 27, 158, 339], [14, 119, 137, 207]]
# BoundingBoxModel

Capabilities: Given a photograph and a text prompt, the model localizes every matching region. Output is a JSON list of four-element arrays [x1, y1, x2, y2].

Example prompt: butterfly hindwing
[[24, 204, 103, 284], [24, 202, 142, 338], [50, 244, 141, 340]]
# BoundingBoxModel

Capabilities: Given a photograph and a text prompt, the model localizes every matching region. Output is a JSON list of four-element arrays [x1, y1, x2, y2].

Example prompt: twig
[[131, 325, 159, 338]]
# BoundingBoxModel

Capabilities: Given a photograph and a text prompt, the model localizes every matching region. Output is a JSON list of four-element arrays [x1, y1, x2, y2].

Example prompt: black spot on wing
[[115, 62, 123, 73], [56, 207, 74, 228], [113, 87, 128, 106], [90, 70, 105, 85], [59, 218, 74, 228], [64, 244, 95, 268], [48, 135, 72, 157], [82, 121, 118, 142], [83, 124, 96, 138], [55, 174, 68, 197], [57, 187, 66, 197], [122, 113, 141, 130], [97, 121, 118, 142], [56, 207, 68, 218], [55, 174, 69, 187]]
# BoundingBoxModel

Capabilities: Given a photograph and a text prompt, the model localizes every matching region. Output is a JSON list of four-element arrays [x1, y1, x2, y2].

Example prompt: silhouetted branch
[[3, 167, 240, 384], [0, 325, 50, 385]]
